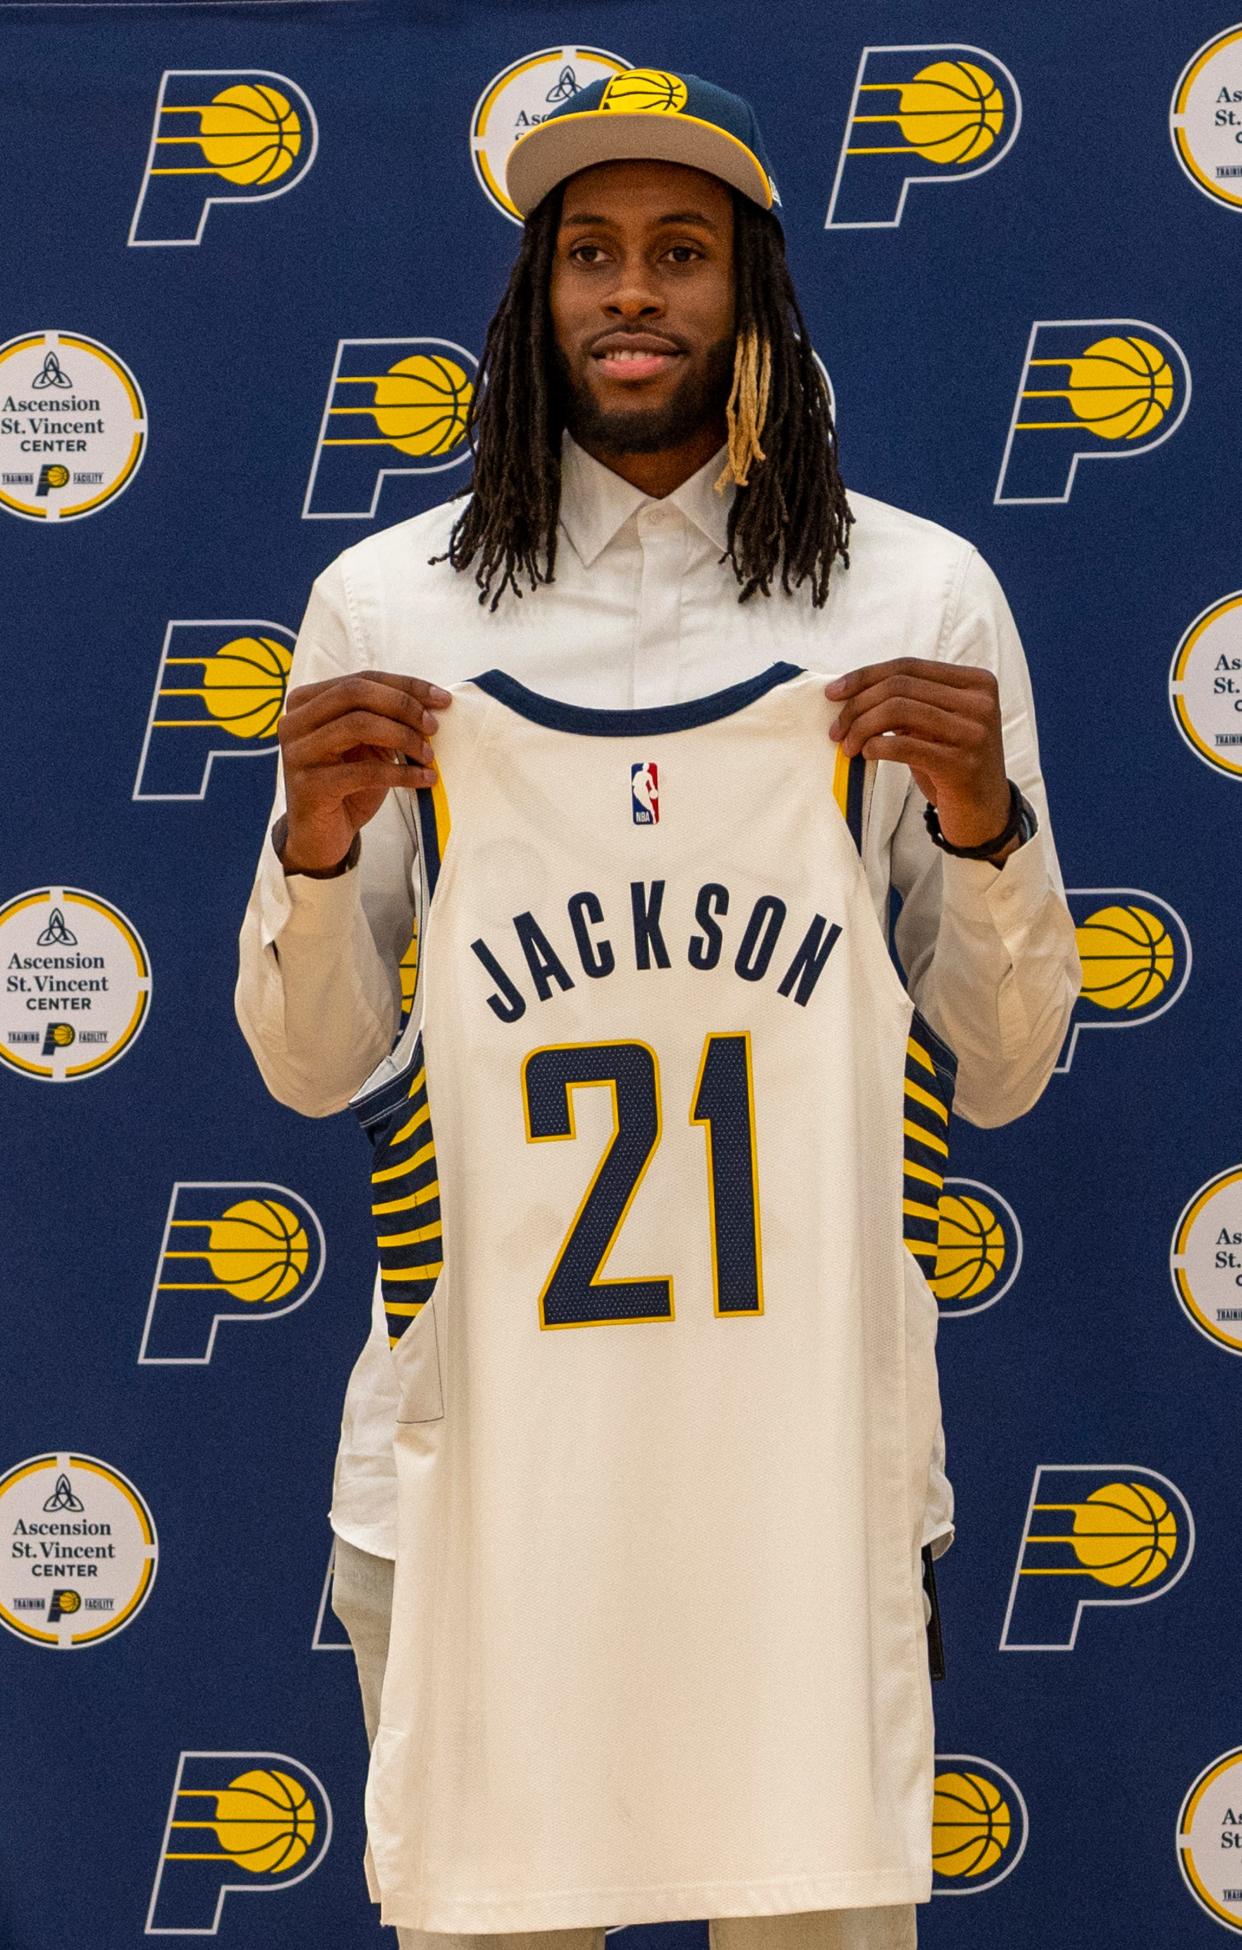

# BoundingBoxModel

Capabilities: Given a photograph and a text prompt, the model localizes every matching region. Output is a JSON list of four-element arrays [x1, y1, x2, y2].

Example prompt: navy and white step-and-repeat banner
[[1, 3, 1238, 1944]]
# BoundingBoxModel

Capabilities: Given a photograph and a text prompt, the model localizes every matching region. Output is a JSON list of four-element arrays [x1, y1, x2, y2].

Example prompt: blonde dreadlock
[[716, 324, 772, 491]]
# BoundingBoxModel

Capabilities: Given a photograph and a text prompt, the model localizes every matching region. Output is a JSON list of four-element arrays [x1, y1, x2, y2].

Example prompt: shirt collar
[[557, 426, 736, 568]]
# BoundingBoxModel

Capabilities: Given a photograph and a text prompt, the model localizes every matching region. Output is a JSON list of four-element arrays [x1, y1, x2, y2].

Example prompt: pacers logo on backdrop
[[304, 338, 478, 519], [996, 320, 1190, 503], [1178, 1749, 1242, 1933], [825, 45, 1020, 227], [146, 1752, 331, 1933], [138, 1183, 324, 1364], [1169, 591, 1242, 778], [0, 887, 151, 1081], [1055, 888, 1190, 1072], [134, 622, 294, 799], [0, 1453, 157, 1648], [1171, 26, 1242, 212], [1171, 1166, 1242, 1356], [932, 1755, 1028, 1893], [129, 71, 317, 245], [471, 46, 630, 221], [930, 1178, 1022, 1317], [1001, 1465, 1193, 1649], [0, 331, 145, 521]]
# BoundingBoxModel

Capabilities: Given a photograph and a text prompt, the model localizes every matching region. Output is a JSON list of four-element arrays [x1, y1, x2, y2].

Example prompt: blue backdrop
[[2, 3, 1239, 1945]]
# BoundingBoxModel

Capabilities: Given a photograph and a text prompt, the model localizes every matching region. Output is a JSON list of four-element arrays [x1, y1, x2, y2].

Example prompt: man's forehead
[[558, 158, 731, 223]]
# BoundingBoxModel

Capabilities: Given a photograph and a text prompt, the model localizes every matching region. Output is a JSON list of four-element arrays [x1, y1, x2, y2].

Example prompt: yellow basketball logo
[[933, 1770, 1012, 1877], [139, 1181, 325, 1364], [135, 622, 295, 800], [1060, 336, 1175, 441], [932, 1192, 1005, 1301], [1075, 903, 1175, 1011], [1003, 1464, 1193, 1647], [199, 636, 291, 740], [204, 1200, 310, 1305], [600, 69, 689, 115], [147, 1751, 331, 1930], [305, 338, 479, 519], [892, 61, 1003, 163], [131, 69, 318, 246], [996, 320, 1190, 504], [175, 1768, 316, 1874], [368, 354, 474, 457], [195, 85, 302, 185], [827, 44, 1020, 227], [1068, 1480, 1179, 1588]]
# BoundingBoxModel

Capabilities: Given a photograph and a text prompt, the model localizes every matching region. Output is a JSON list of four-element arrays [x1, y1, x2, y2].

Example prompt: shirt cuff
[[256, 823, 364, 949], [938, 822, 1057, 951]]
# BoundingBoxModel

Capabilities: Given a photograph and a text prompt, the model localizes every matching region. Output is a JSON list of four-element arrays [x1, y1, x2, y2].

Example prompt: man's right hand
[[276, 672, 453, 875]]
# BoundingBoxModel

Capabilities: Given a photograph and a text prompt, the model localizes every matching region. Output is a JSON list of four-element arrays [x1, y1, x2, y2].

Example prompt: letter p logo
[[138, 1183, 325, 1364], [995, 320, 1191, 503], [1000, 1465, 1193, 1649], [146, 1752, 331, 1933], [129, 71, 318, 246]]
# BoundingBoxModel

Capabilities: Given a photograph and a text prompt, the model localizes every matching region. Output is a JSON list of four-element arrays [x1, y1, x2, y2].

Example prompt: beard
[[551, 333, 736, 455]]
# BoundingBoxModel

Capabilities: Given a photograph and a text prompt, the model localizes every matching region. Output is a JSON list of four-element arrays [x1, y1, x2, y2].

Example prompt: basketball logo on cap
[[932, 1755, 1028, 1892], [599, 69, 689, 115], [138, 1182, 325, 1364], [471, 46, 629, 223], [1055, 887, 1190, 1072], [146, 1751, 331, 1933], [826, 44, 1020, 227], [304, 337, 478, 519], [996, 320, 1191, 503], [134, 622, 294, 800], [930, 1178, 1022, 1316], [1001, 1465, 1193, 1649], [130, 71, 318, 245]]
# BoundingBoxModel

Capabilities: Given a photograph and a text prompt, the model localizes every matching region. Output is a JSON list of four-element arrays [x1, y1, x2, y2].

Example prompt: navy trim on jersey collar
[[470, 662, 803, 736]]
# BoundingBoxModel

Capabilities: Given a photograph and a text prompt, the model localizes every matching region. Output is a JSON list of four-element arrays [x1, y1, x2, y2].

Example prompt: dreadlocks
[[428, 183, 852, 611]]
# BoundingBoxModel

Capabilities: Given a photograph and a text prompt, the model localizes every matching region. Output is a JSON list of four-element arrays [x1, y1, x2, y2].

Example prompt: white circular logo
[[0, 887, 151, 1081], [1171, 26, 1242, 211], [0, 1453, 158, 1647], [0, 331, 146, 521], [1171, 1166, 1242, 1354], [1178, 1748, 1242, 1931], [1169, 591, 1242, 778], [470, 47, 630, 223]]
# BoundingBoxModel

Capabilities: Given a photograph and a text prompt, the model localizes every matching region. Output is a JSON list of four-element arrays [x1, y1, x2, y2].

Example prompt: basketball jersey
[[351, 661, 957, 1933]]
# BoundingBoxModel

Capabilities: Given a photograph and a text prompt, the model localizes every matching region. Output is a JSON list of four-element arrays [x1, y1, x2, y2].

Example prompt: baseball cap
[[504, 68, 782, 225]]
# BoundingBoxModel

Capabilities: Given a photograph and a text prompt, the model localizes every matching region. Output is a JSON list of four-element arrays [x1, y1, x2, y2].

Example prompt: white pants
[[330, 1535, 917, 1950]]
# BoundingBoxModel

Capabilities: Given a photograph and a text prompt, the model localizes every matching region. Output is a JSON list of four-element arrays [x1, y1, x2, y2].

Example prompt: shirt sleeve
[[233, 555, 418, 1117], [891, 547, 1082, 1128]]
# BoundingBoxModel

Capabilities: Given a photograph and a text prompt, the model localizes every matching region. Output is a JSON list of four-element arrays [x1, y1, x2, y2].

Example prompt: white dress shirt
[[235, 428, 1080, 1560]]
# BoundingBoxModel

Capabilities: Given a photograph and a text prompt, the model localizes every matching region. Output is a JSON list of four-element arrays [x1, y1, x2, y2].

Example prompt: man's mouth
[[592, 340, 686, 382]]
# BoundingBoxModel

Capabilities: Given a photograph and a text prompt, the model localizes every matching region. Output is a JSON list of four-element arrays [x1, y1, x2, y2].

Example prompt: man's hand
[[826, 658, 1016, 858], [277, 673, 452, 875]]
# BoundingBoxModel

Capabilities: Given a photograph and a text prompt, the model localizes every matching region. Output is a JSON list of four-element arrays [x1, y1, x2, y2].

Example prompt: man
[[236, 69, 1079, 1950]]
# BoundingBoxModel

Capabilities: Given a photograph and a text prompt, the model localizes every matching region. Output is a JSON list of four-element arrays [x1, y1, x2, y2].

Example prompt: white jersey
[[351, 662, 955, 1933]]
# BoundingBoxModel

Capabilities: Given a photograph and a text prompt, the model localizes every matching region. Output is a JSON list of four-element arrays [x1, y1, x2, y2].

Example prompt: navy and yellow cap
[[505, 68, 782, 225]]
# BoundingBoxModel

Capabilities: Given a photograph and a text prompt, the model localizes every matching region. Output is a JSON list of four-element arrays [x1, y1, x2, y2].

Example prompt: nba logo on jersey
[[632, 761, 659, 824]]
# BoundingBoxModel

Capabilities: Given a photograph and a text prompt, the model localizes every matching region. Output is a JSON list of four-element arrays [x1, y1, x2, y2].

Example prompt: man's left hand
[[826, 657, 1016, 857]]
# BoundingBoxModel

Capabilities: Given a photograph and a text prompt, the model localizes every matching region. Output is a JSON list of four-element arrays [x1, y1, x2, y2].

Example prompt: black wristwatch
[[923, 779, 1037, 862]]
